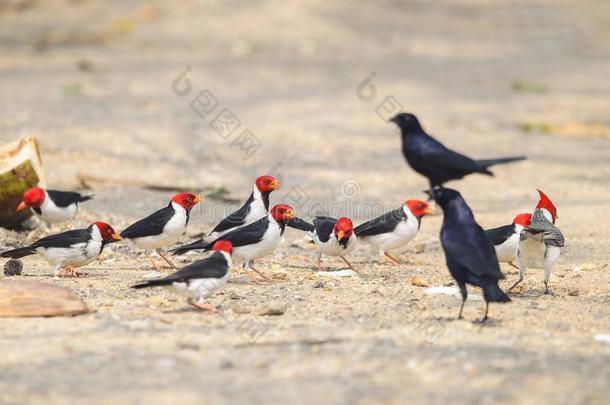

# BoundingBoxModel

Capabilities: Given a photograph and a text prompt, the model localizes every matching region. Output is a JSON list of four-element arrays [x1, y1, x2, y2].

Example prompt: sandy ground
[[0, 0, 609, 404]]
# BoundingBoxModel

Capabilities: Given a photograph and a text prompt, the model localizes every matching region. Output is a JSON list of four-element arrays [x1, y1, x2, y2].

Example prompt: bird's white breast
[[362, 207, 419, 251], [233, 220, 282, 261], [518, 232, 547, 268], [494, 231, 520, 263], [130, 202, 188, 249], [313, 232, 357, 257], [36, 193, 78, 224]]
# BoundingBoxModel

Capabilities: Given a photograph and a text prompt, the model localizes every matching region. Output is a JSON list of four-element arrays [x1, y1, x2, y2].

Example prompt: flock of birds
[[1, 112, 565, 322]]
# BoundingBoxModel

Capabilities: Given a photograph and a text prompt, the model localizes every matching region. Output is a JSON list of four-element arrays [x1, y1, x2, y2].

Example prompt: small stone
[[568, 288, 579, 296], [3, 259, 23, 276], [313, 281, 325, 288], [411, 276, 429, 288], [257, 304, 286, 316], [414, 243, 426, 254]]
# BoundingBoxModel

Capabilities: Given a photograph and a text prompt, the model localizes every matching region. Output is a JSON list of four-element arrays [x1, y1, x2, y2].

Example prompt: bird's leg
[[508, 260, 526, 292], [156, 249, 177, 269], [509, 261, 519, 270], [383, 252, 400, 266], [341, 257, 360, 274], [187, 298, 219, 313], [53, 265, 62, 278], [147, 256, 163, 272], [457, 285, 467, 320], [543, 267, 552, 295], [479, 302, 489, 323], [316, 253, 322, 270], [244, 261, 270, 282]]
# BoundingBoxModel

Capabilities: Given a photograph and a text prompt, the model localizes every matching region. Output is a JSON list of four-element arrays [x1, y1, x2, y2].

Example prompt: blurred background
[[1, 0, 609, 223], [0, 1, 609, 403]]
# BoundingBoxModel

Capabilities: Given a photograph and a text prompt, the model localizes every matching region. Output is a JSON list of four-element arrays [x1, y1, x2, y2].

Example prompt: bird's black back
[[313, 217, 338, 243], [438, 193, 505, 285], [132, 251, 229, 288], [354, 207, 404, 237], [121, 203, 176, 239], [47, 190, 92, 207], [33, 226, 94, 249]]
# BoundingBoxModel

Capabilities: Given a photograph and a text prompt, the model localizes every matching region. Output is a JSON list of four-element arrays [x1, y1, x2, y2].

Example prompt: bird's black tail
[[287, 217, 315, 232], [170, 239, 211, 256], [477, 156, 526, 172], [78, 194, 94, 203], [131, 279, 173, 289], [1, 246, 36, 259], [483, 282, 511, 303]]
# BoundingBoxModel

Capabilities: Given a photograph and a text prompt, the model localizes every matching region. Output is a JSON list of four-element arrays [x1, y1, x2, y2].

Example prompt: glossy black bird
[[429, 188, 510, 322], [391, 113, 526, 189]]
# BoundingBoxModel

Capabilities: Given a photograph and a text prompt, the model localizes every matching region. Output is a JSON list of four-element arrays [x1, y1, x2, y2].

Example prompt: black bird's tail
[[131, 279, 173, 289], [287, 217, 315, 232], [170, 239, 211, 256], [1, 246, 36, 259], [476, 156, 526, 173], [483, 282, 511, 303]]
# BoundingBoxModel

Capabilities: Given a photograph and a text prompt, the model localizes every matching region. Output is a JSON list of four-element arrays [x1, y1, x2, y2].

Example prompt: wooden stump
[[0, 279, 89, 317], [0, 137, 45, 229]]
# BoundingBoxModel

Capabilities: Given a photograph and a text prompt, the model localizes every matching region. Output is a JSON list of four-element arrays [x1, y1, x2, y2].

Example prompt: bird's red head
[[405, 199, 435, 217], [212, 240, 233, 254], [270, 204, 295, 222], [17, 187, 46, 210], [171, 192, 203, 211], [535, 189, 558, 223], [255, 176, 279, 193], [334, 217, 354, 241], [93, 222, 122, 242], [513, 213, 532, 227]]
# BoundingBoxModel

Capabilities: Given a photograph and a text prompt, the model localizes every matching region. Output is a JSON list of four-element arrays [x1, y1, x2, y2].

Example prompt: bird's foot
[[147, 256, 164, 272], [58, 267, 83, 278], [474, 316, 488, 324], [383, 253, 400, 266], [187, 300, 219, 313], [157, 251, 178, 270], [509, 262, 519, 270], [249, 267, 272, 283]]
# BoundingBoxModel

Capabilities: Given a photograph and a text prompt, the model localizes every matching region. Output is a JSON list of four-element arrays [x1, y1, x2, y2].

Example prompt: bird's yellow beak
[[112, 233, 122, 241], [284, 209, 295, 220], [16, 201, 28, 211], [337, 230, 346, 240], [423, 206, 436, 216], [195, 195, 205, 203], [270, 179, 280, 190]]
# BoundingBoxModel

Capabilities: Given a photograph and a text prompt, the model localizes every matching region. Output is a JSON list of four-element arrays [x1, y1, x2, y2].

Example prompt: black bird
[[391, 113, 526, 189], [428, 188, 510, 322]]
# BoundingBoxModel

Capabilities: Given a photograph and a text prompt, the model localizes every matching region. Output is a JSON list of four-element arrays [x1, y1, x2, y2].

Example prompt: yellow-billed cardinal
[[171, 204, 294, 281], [120, 192, 203, 271], [291, 216, 359, 272], [1, 222, 121, 277], [510, 190, 564, 294], [17, 187, 93, 224], [132, 240, 233, 312], [206, 175, 279, 241], [354, 199, 434, 265], [485, 213, 532, 268]]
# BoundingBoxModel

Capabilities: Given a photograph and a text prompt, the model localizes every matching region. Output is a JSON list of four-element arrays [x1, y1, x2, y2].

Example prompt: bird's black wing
[[47, 190, 92, 207], [484, 224, 515, 246], [441, 222, 504, 280], [354, 208, 403, 237], [544, 228, 565, 248], [313, 217, 337, 243], [209, 194, 253, 234], [208, 217, 269, 247], [120, 204, 175, 239], [32, 227, 93, 249], [415, 134, 485, 175], [132, 252, 228, 288], [287, 217, 315, 232]]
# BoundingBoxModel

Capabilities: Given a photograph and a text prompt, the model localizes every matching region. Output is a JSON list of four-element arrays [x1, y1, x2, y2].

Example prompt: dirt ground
[[1, 0, 609, 404]]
